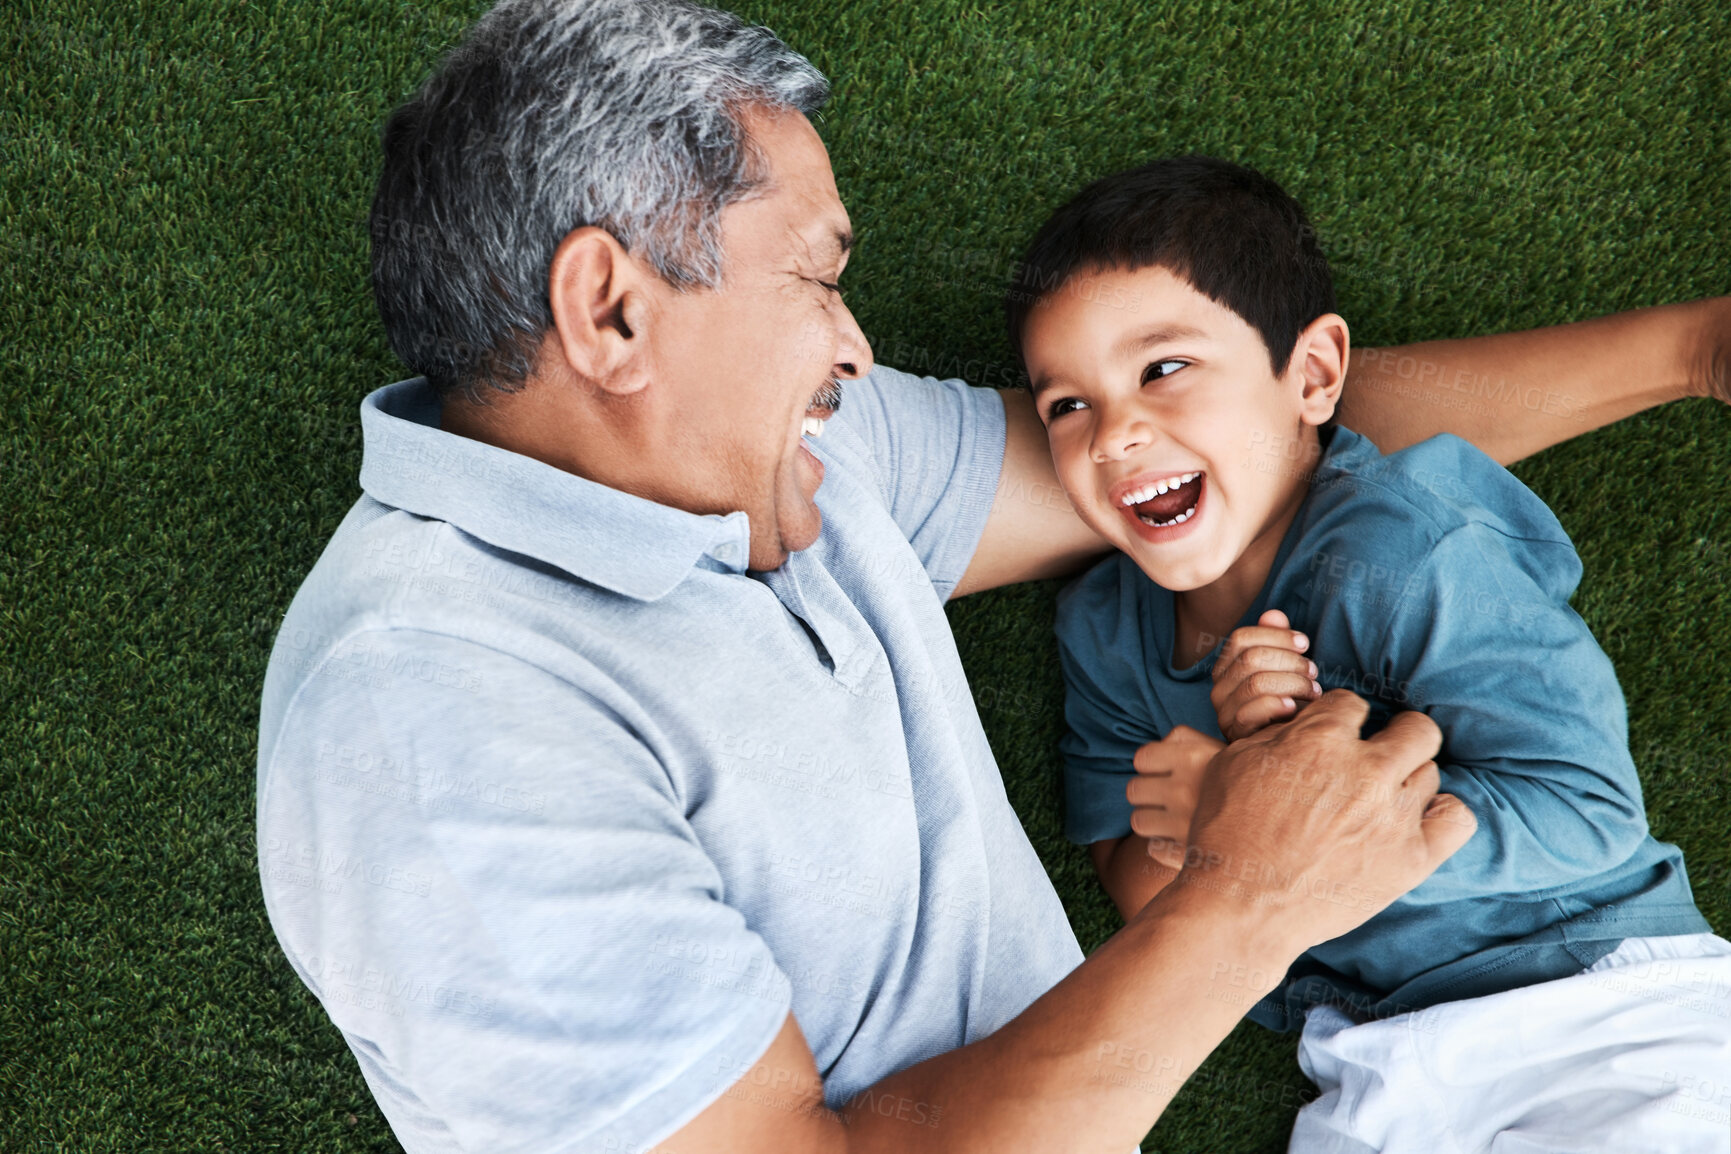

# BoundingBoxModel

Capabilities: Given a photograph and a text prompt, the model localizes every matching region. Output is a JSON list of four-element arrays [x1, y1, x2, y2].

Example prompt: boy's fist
[[1128, 725, 1225, 869], [1210, 609, 1322, 742]]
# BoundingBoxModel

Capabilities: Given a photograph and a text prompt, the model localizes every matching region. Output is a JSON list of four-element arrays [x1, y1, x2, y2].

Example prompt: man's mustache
[[808, 377, 844, 415]]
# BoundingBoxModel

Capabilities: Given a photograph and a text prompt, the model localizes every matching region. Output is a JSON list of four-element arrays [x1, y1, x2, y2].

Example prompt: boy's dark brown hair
[[1006, 155, 1336, 375]]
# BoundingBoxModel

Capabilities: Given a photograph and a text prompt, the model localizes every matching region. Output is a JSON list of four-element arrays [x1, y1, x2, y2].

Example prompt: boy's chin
[[1124, 541, 1229, 592]]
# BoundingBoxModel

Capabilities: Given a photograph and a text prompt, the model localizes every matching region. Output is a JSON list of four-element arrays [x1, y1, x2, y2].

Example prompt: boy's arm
[[1055, 565, 1230, 920], [1090, 836, 1180, 921], [1090, 726, 1223, 919], [1330, 521, 1649, 898], [954, 296, 1730, 597]]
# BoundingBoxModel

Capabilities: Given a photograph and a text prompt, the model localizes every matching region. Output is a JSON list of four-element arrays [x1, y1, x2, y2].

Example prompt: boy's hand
[[1210, 609, 1322, 742], [1128, 726, 1225, 869]]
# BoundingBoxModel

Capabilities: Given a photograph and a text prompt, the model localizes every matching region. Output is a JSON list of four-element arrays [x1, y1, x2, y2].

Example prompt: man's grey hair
[[370, 0, 829, 401]]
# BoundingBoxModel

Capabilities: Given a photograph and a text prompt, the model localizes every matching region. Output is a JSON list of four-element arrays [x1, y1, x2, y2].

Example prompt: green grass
[[2, 0, 1726, 1149]]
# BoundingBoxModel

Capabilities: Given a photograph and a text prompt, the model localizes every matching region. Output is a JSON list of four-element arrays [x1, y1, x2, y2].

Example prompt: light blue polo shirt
[[256, 367, 1085, 1153]]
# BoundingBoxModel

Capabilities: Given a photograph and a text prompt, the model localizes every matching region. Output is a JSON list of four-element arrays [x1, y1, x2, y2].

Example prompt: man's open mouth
[[1119, 471, 1203, 527]]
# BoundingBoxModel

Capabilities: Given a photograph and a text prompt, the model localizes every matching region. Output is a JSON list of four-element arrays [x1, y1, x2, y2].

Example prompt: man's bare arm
[[1339, 295, 1731, 465], [657, 693, 1477, 1154], [653, 888, 1281, 1154], [952, 296, 1730, 598], [950, 388, 1109, 598]]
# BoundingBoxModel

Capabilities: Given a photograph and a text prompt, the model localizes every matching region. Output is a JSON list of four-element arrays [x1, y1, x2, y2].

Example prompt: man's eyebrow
[[811, 227, 853, 264]]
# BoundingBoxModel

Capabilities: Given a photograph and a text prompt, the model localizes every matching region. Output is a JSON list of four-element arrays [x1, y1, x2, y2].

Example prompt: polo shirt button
[[713, 542, 736, 562]]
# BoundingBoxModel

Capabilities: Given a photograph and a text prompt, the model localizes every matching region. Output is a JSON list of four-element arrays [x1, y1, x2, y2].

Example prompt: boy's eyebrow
[[1115, 323, 1211, 356], [1028, 323, 1213, 397]]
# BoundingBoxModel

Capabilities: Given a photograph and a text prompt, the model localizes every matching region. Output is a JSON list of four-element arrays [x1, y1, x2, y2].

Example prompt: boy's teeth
[[801, 416, 825, 438], [1119, 471, 1200, 507], [1138, 502, 1198, 527]]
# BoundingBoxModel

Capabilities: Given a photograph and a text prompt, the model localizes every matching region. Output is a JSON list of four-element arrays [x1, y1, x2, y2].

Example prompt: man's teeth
[[1118, 472, 1200, 506], [801, 416, 825, 438]]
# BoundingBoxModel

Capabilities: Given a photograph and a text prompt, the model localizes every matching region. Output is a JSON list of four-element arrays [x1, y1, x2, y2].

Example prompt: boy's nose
[[1091, 402, 1154, 462]]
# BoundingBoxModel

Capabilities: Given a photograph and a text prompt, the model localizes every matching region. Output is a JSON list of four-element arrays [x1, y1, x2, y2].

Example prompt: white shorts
[[1289, 933, 1731, 1154]]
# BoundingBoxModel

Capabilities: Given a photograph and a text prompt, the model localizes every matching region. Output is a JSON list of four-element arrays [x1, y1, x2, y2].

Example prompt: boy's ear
[[1291, 313, 1350, 427], [545, 226, 655, 396]]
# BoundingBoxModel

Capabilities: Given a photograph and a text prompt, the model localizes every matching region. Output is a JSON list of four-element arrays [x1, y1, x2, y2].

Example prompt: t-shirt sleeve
[[1055, 558, 1165, 845], [826, 363, 1007, 599], [257, 630, 793, 1154], [1322, 521, 1650, 903]]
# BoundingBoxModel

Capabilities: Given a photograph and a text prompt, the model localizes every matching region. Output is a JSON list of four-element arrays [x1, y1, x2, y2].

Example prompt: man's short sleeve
[[826, 364, 1007, 598], [258, 631, 792, 1154]]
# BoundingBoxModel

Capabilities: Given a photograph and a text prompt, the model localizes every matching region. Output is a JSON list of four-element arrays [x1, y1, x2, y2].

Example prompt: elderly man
[[256, 1, 1729, 1150]]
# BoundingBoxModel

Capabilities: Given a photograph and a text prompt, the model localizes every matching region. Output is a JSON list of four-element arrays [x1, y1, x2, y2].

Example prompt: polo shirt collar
[[357, 378, 752, 600]]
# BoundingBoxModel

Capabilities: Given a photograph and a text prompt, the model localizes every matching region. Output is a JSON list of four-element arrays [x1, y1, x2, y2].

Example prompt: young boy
[[1011, 156, 1731, 1152]]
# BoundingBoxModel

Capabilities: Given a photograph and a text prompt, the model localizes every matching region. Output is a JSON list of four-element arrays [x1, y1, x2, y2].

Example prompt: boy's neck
[[1171, 440, 1318, 669]]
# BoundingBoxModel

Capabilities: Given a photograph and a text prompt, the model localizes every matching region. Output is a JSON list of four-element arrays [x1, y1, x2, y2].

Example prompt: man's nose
[[831, 301, 874, 381]]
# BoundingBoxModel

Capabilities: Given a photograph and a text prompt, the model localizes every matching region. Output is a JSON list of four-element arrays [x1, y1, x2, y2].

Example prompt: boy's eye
[[1047, 396, 1089, 420], [1142, 359, 1187, 384]]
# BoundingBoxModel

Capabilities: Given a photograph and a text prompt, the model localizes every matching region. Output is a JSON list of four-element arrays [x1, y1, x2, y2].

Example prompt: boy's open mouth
[[1120, 471, 1203, 527]]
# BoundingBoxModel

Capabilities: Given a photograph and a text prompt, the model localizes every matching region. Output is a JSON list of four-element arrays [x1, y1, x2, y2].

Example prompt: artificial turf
[[2, 0, 1727, 1149]]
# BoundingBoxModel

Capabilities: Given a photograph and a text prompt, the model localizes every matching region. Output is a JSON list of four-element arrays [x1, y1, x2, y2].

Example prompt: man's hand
[[1209, 609, 1322, 742], [1176, 690, 1477, 951], [1128, 726, 1223, 869]]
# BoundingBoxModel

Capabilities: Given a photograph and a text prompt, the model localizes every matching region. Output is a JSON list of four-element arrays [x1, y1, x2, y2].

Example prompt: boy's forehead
[[1026, 265, 1240, 390]]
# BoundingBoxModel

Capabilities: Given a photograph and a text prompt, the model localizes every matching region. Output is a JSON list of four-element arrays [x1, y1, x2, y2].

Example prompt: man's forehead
[[741, 106, 852, 261]]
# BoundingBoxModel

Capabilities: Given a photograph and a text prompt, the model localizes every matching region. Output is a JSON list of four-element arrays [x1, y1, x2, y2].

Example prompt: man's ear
[[1291, 313, 1350, 427], [546, 226, 654, 396]]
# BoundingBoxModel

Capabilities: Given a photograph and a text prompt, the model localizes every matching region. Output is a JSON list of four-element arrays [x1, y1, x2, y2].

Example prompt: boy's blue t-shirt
[[1055, 425, 1709, 1030]]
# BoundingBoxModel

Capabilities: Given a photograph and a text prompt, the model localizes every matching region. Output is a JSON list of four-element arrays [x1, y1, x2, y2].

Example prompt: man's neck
[[440, 371, 672, 504], [442, 374, 593, 477]]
